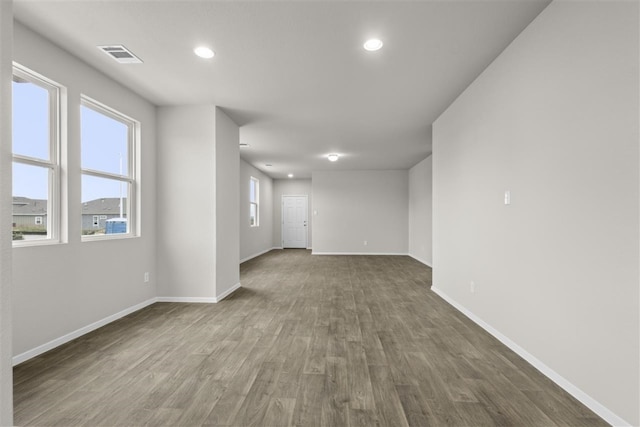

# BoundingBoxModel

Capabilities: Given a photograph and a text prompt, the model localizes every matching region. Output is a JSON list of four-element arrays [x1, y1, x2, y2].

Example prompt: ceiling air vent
[[97, 45, 143, 64]]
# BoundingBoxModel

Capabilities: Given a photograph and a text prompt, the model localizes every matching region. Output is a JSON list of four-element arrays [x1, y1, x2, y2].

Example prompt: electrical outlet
[[144, 272, 150, 283], [363, 240, 368, 246], [470, 281, 475, 293]]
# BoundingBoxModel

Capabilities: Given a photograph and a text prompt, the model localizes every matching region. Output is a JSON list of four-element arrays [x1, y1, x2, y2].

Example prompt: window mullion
[[81, 168, 132, 183], [12, 155, 54, 168]]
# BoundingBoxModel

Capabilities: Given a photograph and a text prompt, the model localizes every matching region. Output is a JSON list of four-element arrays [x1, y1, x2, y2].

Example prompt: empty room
[[0, 0, 639, 426]]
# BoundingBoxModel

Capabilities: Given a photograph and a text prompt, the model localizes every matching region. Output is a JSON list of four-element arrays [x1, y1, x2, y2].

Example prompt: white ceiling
[[14, 0, 550, 179]]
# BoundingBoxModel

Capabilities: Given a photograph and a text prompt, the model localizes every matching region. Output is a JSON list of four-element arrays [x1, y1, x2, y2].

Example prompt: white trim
[[80, 95, 139, 241], [157, 283, 242, 304], [250, 176, 259, 227], [156, 296, 216, 304], [215, 282, 241, 302], [312, 252, 409, 256], [408, 253, 432, 267], [12, 297, 157, 366], [12, 64, 62, 246], [240, 247, 279, 263], [431, 286, 631, 427]]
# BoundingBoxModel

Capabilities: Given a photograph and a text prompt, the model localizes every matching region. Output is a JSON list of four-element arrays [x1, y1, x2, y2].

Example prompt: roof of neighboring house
[[12, 197, 128, 216], [82, 198, 127, 215], [12, 197, 47, 216]]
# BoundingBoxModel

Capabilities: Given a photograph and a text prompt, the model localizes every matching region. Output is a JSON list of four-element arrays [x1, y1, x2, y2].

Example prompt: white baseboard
[[156, 296, 216, 303], [408, 253, 432, 267], [240, 247, 280, 263], [312, 251, 409, 256], [13, 297, 158, 366], [215, 282, 241, 302], [158, 282, 242, 304], [431, 286, 631, 427]]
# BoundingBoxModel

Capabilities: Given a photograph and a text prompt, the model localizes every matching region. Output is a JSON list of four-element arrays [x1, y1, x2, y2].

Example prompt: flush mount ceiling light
[[363, 39, 383, 51], [288, 173, 294, 178], [327, 153, 339, 162], [194, 46, 215, 59]]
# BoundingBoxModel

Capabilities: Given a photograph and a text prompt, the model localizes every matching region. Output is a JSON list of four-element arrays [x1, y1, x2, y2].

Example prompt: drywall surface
[[214, 108, 240, 297], [433, 2, 639, 424], [240, 159, 273, 261], [408, 156, 432, 266], [157, 105, 216, 299], [273, 179, 312, 249], [11, 22, 158, 357], [312, 170, 408, 254], [0, 2, 13, 424]]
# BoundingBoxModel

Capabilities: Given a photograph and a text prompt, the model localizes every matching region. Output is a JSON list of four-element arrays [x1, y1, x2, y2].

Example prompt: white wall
[[312, 170, 408, 254], [157, 106, 240, 301], [157, 105, 216, 300], [432, 2, 639, 425], [12, 23, 158, 357], [214, 108, 240, 297], [273, 179, 312, 249], [240, 159, 273, 262], [0, 2, 13, 424], [408, 156, 432, 266]]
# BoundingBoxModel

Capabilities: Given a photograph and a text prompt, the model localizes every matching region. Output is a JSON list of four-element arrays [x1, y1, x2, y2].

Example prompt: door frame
[[281, 194, 309, 249]]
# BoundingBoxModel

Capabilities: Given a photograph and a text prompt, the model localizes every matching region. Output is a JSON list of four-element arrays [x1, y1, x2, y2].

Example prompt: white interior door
[[282, 195, 308, 248]]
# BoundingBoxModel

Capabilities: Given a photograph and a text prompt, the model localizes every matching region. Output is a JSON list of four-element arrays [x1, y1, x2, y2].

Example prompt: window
[[81, 96, 138, 239], [12, 65, 61, 244], [250, 177, 259, 227]]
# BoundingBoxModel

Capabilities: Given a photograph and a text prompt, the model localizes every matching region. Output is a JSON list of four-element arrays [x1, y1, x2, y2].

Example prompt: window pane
[[12, 163, 49, 241], [12, 78, 49, 160], [82, 175, 129, 235], [81, 105, 129, 176], [250, 203, 257, 226], [249, 180, 256, 203]]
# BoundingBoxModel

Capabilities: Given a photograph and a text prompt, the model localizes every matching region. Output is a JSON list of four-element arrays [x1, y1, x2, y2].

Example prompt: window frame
[[249, 176, 259, 227], [12, 64, 62, 247], [80, 95, 138, 241]]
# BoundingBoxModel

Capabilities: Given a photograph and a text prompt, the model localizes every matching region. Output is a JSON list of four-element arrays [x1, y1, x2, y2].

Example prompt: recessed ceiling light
[[363, 39, 383, 51], [239, 142, 249, 148], [194, 46, 215, 59], [288, 173, 294, 178], [328, 153, 339, 162]]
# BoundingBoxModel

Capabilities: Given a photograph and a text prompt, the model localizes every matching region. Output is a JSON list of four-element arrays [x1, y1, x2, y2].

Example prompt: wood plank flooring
[[14, 249, 607, 426]]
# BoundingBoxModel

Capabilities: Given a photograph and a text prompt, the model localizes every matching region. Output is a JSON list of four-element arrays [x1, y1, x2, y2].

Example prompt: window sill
[[81, 233, 139, 243], [13, 239, 64, 248]]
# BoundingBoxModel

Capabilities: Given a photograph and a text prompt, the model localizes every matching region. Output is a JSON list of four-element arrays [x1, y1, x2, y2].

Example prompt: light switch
[[504, 190, 511, 205]]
